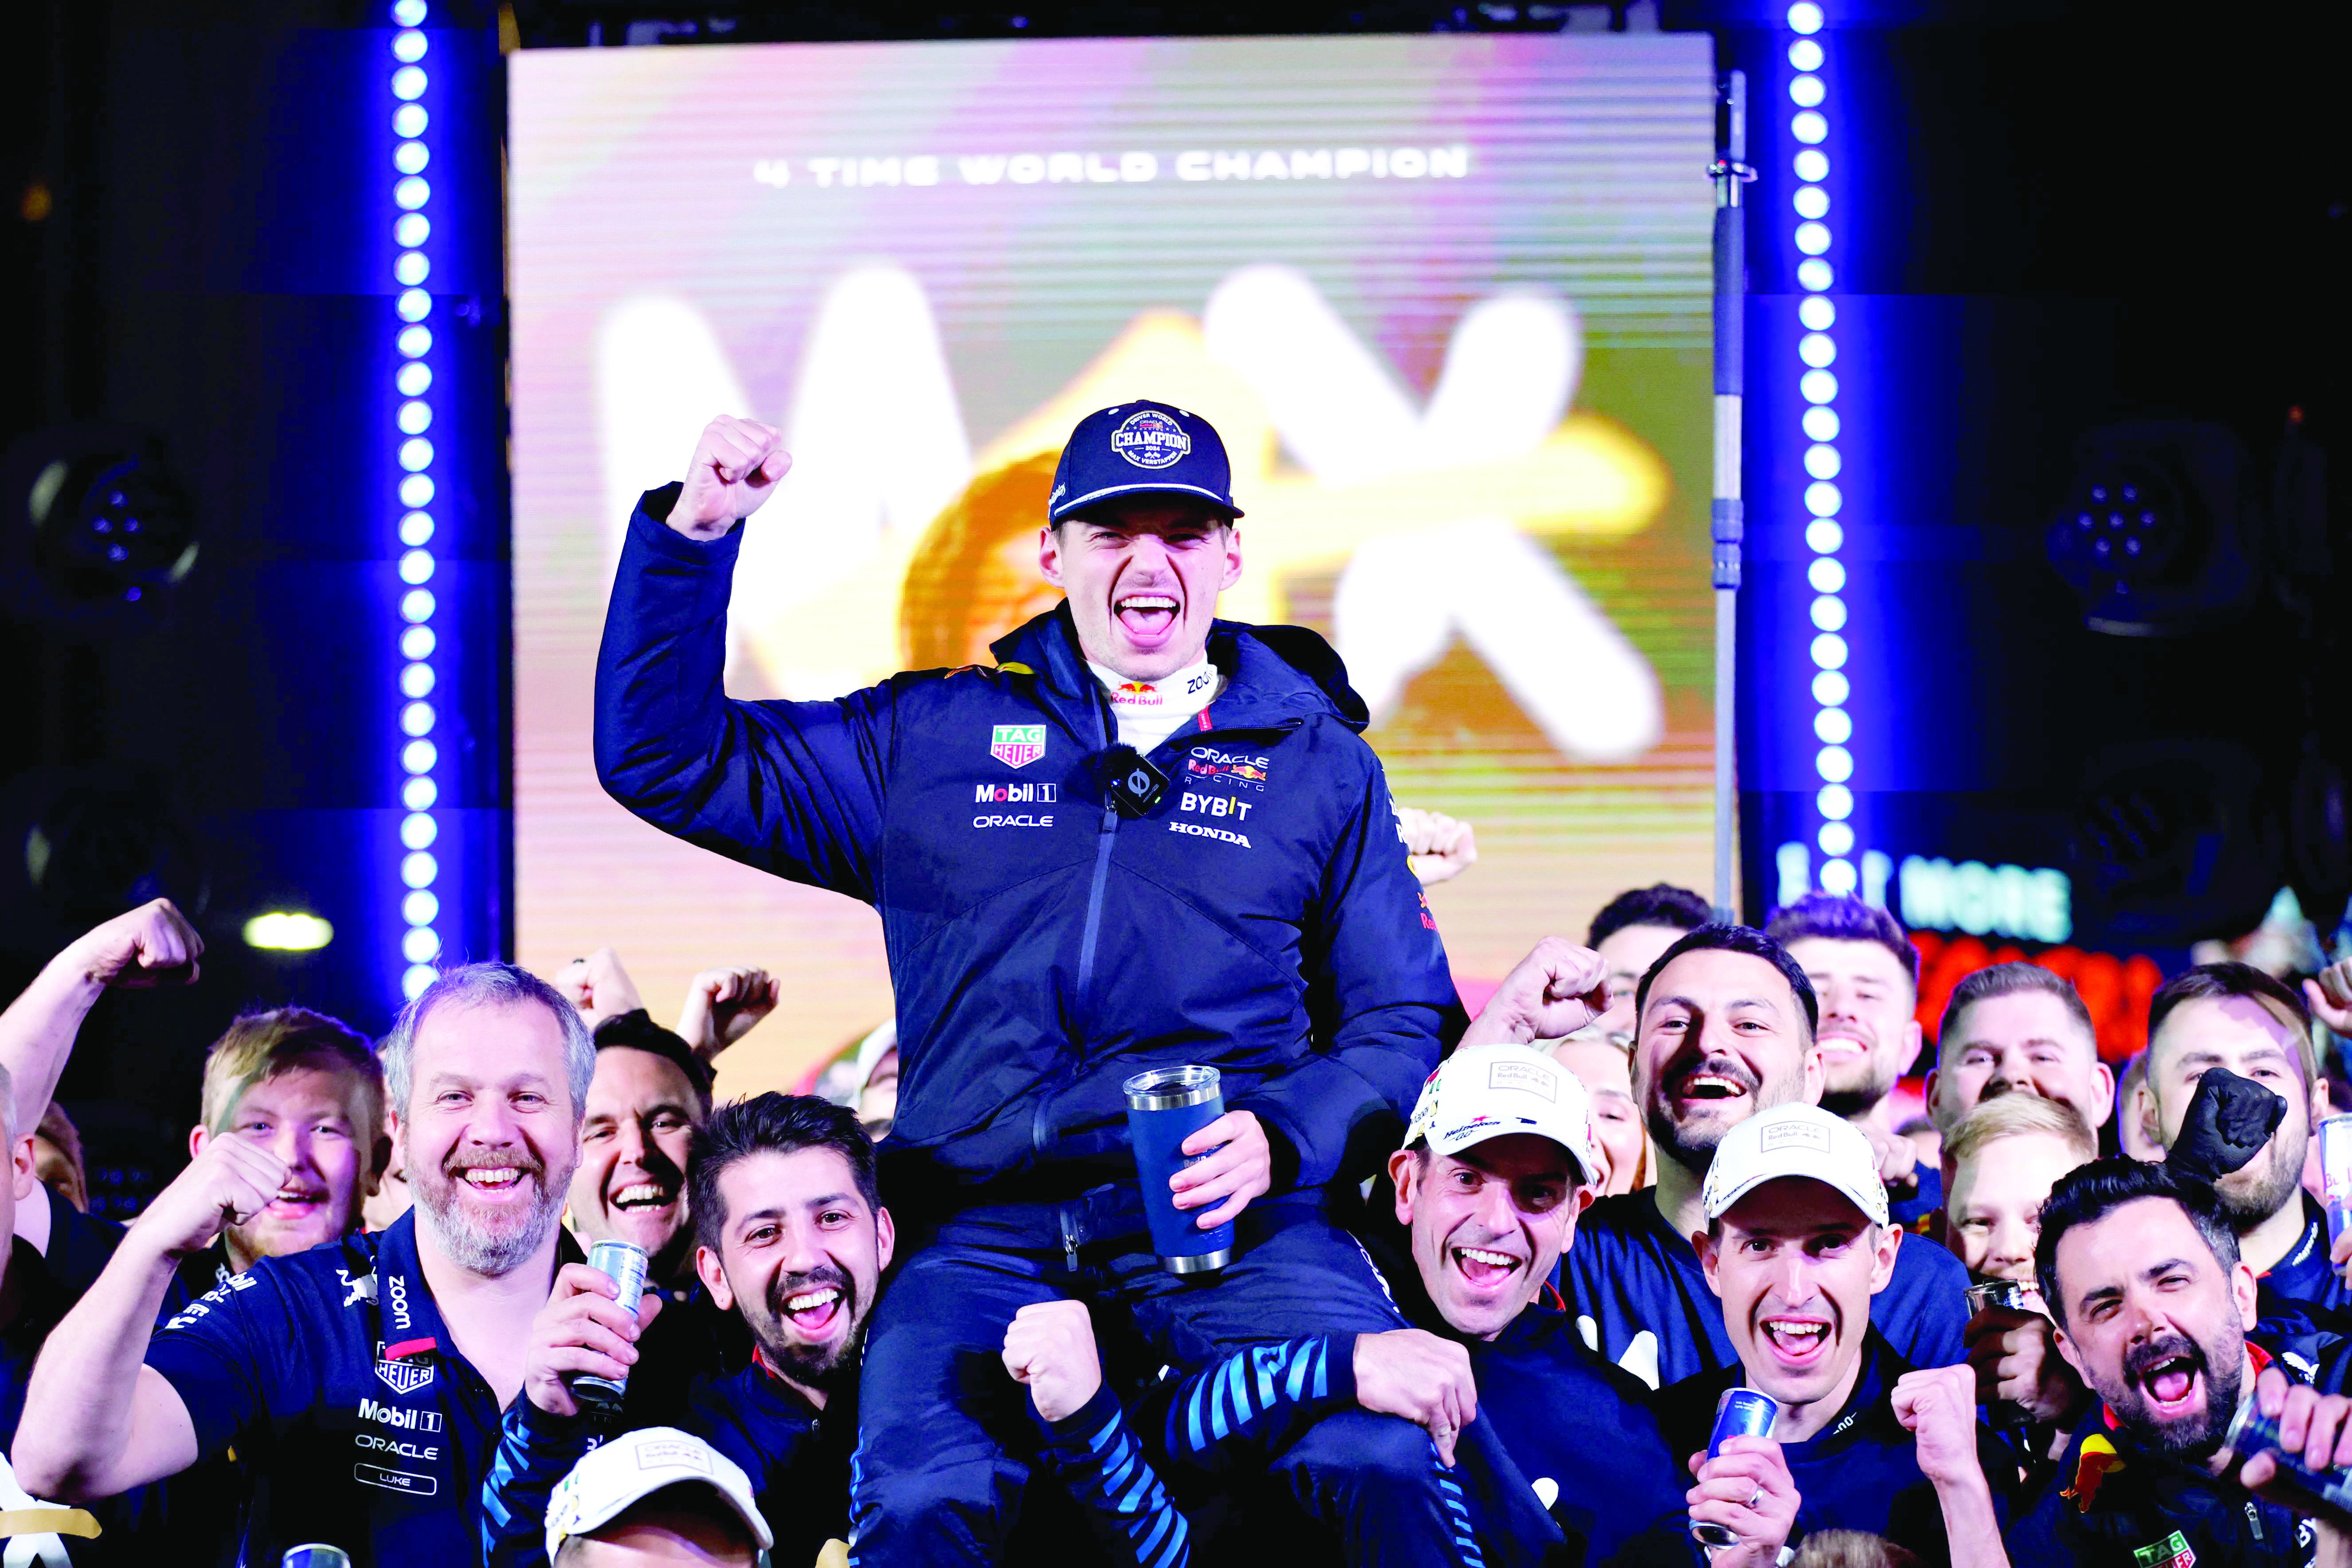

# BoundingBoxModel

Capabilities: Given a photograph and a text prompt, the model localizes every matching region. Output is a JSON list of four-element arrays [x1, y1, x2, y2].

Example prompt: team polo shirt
[[1559, 1190, 1970, 1389], [144, 1209, 565, 1568]]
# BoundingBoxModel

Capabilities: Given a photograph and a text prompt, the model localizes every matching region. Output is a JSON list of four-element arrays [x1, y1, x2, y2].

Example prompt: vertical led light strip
[[390, 0, 443, 1001], [1785, 0, 1854, 897]]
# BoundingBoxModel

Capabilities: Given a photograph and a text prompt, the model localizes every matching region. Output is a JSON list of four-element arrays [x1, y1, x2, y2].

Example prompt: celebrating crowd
[[4, 401, 2352, 1568]]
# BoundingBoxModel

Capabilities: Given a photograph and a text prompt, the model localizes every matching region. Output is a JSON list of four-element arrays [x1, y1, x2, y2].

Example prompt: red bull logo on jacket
[[1185, 746, 1271, 791]]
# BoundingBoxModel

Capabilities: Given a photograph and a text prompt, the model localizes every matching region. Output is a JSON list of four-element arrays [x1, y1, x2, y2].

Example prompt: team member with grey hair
[[16, 962, 598, 1568]]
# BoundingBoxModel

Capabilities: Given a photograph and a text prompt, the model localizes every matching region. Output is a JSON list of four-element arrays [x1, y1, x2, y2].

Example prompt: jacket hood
[[989, 602, 1372, 734]]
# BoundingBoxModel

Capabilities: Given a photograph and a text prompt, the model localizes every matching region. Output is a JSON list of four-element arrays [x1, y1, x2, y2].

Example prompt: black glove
[[2166, 1066, 2287, 1183]]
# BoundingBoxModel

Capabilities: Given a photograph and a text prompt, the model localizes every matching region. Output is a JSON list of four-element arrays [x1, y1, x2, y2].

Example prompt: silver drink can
[[1965, 1278, 2048, 1433], [571, 1239, 649, 1416]]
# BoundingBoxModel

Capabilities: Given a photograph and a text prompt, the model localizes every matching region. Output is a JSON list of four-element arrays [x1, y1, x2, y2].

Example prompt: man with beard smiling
[[1495, 924, 1970, 1391], [1659, 1103, 2015, 1567], [2134, 965, 2343, 1325], [16, 962, 596, 1568], [1767, 896, 1940, 1226], [484, 1094, 885, 1568], [2006, 1157, 2352, 1566], [599, 409, 1467, 1564]]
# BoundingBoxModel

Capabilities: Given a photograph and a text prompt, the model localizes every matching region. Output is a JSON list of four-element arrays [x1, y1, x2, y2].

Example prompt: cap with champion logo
[[1047, 399, 1245, 524], [1700, 1102, 1889, 1229], [544, 1427, 773, 1563], [1401, 1043, 1601, 1187]]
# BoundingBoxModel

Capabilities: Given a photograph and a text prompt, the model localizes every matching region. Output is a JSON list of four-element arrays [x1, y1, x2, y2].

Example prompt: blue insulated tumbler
[[1124, 1066, 1236, 1274]]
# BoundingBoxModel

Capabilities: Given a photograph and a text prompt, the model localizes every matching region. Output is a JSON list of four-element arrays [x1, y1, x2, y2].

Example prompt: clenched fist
[[61, 898, 203, 991], [1461, 937, 1610, 1047], [1001, 1300, 1102, 1424], [678, 965, 780, 1058], [669, 416, 791, 541], [133, 1133, 290, 1260], [552, 947, 643, 1033]]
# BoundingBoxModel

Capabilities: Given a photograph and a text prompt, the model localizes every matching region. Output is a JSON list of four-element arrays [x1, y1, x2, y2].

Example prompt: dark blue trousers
[[846, 1193, 1535, 1566]]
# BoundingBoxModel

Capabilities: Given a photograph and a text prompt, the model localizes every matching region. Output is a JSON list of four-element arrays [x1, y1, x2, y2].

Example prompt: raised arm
[[12, 1130, 287, 1500], [593, 418, 896, 902], [1893, 1364, 2013, 1568], [0, 899, 201, 1160]]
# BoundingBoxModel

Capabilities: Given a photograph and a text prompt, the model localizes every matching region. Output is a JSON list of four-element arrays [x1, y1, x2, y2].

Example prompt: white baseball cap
[[544, 1427, 773, 1563], [1700, 1102, 1889, 1229], [1402, 1044, 1601, 1185]]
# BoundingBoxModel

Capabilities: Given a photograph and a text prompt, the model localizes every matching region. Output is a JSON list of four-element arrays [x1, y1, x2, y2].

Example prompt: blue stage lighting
[[388, 0, 442, 1001], [1787, 0, 1852, 893]]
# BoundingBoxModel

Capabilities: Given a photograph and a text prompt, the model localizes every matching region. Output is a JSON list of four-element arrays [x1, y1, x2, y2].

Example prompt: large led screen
[[511, 32, 1718, 1095]]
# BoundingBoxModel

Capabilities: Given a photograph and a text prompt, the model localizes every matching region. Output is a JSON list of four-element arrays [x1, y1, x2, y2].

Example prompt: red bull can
[[2320, 1116, 2352, 1244], [1690, 1387, 1779, 1546], [571, 1239, 649, 1417], [2227, 1392, 2352, 1514]]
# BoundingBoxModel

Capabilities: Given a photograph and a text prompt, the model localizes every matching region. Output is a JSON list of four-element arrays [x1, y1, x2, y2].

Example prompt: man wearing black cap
[[595, 407, 1484, 1564]]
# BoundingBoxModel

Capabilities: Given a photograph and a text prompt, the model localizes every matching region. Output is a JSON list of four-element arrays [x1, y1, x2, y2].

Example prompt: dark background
[[1, 0, 2342, 1205]]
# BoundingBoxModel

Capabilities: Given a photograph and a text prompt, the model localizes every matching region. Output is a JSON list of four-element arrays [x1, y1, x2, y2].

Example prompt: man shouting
[[595, 405, 1529, 1564]]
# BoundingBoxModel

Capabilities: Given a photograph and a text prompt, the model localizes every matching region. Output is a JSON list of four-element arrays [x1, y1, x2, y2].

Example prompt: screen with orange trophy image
[[511, 31, 1718, 1094]]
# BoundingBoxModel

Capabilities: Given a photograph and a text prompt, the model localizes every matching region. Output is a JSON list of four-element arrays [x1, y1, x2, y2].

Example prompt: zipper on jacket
[[1060, 1207, 1081, 1275], [2246, 1499, 2263, 1542], [1031, 689, 1120, 1165], [1072, 691, 1121, 1001]]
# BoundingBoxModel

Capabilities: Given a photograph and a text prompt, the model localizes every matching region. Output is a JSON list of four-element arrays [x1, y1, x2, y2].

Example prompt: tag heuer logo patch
[[990, 724, 1046, 768], [2131, 1530, 2193, 1568], [376, 1349, 435, 1396]]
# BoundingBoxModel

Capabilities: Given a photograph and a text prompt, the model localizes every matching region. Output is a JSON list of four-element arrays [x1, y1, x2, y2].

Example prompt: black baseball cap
[[1047, 400, 1245, 524]]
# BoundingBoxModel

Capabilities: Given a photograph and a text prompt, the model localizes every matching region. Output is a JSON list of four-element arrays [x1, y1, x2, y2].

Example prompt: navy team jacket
[[596, 488, 1457, 1229]]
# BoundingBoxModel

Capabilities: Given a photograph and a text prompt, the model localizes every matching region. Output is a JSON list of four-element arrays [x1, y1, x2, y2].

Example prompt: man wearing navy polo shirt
[[16, 962, 596, 1568], [1655, 1103, 2013, 1566], [1473, 924, 1971, 1391]]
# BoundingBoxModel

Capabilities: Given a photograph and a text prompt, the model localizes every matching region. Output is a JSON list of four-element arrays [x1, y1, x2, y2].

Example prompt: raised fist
[[552, 947, 644, 1033], [1461, 936, 1610, 1047], [1001, 1300, 1103, 1424], [1397, 807, 1478, 888], [669, 415, 791, 541], [134, 1133, 289, 1260], [60, 898, 202, 990], [677, 965, 780, 1058]]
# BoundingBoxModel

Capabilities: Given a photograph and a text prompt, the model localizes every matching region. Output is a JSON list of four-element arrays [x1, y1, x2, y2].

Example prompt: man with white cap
[[543, 1427, 771, 1568], [994, 1041, 1639, 1564], [1655, 1103, 2013, 1567], [1389, 1043, 1692, 1564]]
